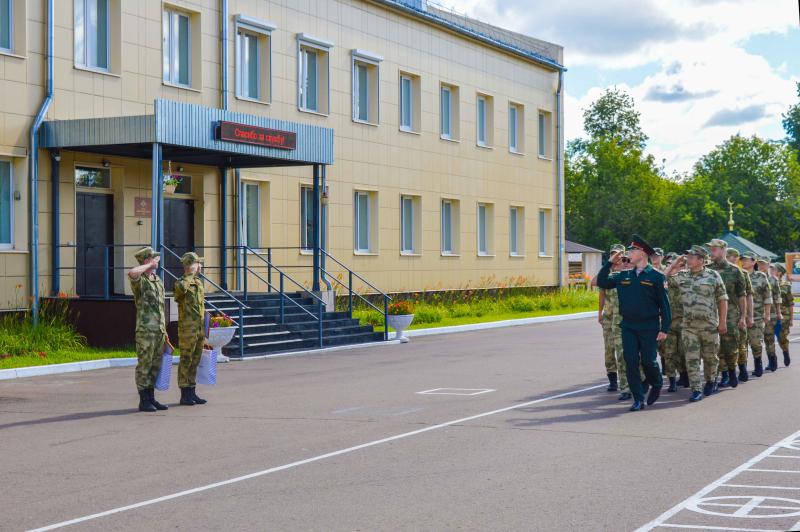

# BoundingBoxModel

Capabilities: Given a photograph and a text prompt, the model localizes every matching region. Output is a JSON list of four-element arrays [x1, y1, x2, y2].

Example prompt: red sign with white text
[[216, 121, 297, 150]]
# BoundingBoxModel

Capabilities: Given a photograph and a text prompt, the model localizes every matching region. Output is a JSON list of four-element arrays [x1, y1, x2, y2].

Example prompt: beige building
[[0, 0, 565, 313]]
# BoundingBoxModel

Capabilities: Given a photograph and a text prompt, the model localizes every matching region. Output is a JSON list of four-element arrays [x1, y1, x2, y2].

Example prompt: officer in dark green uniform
[[597, 235, 672, 411]]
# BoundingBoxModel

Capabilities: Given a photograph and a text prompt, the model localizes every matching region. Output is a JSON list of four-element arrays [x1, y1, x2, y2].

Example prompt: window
[[242, 182, 260, 248], [0, 160, 11, 248], [509, 103, 525, 153], [0, 0, 10, 51], [352, 50, 381, 124], [400, 195, 421, 254], [298, 34, 332, 114], [477, 203, 494, 256], [538, 111, 552, 158], [173, 175, 192, 195], [300, 186, 314, 250], [163, 8, 191, 86], [235, 16, 274, 103], [509, 207, 524, 256], [354, 191, 371, 252], [539, 209, 551, 255], [75, 0, 109, 70], [441, 199, 460, 255], [75, 166, 111, 188], [441, 86, 452, 138], [399, 72, 421, 132], [476, 94, 494, 147]]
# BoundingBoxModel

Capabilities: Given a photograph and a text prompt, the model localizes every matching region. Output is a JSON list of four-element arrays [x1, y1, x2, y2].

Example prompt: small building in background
[[717, 232, 778, 261], [565, 240, 603, 285]]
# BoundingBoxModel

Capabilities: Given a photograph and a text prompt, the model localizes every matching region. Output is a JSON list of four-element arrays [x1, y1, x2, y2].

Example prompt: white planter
[[207, 326, 236, 350], [387, 314, 414, 343]]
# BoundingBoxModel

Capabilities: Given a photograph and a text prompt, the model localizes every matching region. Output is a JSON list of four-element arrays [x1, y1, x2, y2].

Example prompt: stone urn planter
[[207, 326, 236, 362], [387, 313, 414, 343]]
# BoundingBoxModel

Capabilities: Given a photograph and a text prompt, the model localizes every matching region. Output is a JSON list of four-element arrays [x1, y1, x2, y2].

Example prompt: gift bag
[[196, 348, 217, 386], [155, 343, 174, 391]]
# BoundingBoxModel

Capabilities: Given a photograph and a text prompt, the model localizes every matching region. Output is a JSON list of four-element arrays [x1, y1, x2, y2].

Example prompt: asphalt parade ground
[[3, 318, 800, 532]]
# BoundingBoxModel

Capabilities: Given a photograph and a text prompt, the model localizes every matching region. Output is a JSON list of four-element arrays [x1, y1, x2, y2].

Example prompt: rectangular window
[[0, 0, 11, 51], [539, 209, 549, 255], [509, 106, 519, 152], [242, 183, 260, 248], [351, 51, 381, 124], [441, 200, 453, 254], [441, 86, 452, 139], [300, 48, 318, 112], [400, 75, 413, 131], [173, 175, 192, 195], [354, 192, 371, 252], [300, 186, 314, 250], [401, 196, 414, 253], [538, 111, 552, 157], [477, 97, 487, 145], [75, 166, 111, 188], [75, 0, 109, 70], [509, 207, 519, 255], [237, 30, 260, 100], [477, 203, 488, 254], [0, 160, 11, 247], [163, 8, 191, 86], [355, 63, 369, 122]]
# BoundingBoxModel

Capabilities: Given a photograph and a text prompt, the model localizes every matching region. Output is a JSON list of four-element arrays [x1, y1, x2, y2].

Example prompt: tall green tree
[[782, 82, 800, 155]]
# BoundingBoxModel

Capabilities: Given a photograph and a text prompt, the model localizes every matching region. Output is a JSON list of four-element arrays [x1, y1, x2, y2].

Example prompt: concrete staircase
[[205, 292, 384, 357]]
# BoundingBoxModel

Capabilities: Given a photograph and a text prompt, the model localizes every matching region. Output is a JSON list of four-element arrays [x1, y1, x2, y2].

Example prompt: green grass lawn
[[0, 348, 136, 370]]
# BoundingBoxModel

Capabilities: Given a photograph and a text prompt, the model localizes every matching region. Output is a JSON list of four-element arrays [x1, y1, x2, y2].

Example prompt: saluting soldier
[[775, 263, 793, 366], [128, 247, 169, 413], [706, 240, 747, 389], [652, 248, 666, 272], [665, 246, 728, 402], [175, 252, 208, 406], [663, 252, 687, 392], [741, 252, 773, 378], [597, 235, 671, 412], [728, 247, 754, 381], [759, 257, 782, 372], [598, 244, 626, 394]]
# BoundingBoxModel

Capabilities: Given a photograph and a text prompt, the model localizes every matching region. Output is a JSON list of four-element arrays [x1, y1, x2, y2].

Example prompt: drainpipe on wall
[[29, 0, 54, 324], [320, 165, 332, 292], [555, 68, 565, 288], [220, 0, 228, 110]]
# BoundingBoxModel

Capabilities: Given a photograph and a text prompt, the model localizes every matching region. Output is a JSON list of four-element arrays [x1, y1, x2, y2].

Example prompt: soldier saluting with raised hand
[[597, 235, 671, 412], [175, 252, 208, 406]]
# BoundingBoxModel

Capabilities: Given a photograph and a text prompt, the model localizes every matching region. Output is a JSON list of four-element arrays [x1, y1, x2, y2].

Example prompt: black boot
[[678, 371, 690, 388], [606, 372, 618, 392], [148, 388, 168, 411], [719, 371, 730, 388], [190, 387, 207, 405], [753, 357, 764, 377], [180, 387, 196, 406], [784, 350, 791, 367], [738, 363, 749, 382], [618, 392, 632, 401], [667, 377, 677, 393], [703, 381, 714, 396], [768, 354, 778, 372], [728, 368, 738, 388], [138, 389, 156, 412], [646, 385, 662, 406]]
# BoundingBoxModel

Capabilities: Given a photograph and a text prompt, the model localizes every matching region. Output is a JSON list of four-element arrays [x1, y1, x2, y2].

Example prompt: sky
[[437, 0, 800, 175]]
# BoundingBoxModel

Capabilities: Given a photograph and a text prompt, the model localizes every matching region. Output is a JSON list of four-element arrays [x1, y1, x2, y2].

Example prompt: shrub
[[448, 304, 472, 318], [413, 306, 444, 324], [0, 299, 86, 358], [354, 309, 384, 327], [504, 296, 536, 313]]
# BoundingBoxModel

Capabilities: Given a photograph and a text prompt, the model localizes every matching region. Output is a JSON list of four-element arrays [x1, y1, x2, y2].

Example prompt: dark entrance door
[[76, 193, 114, 297], [163, 198, 195, 291]]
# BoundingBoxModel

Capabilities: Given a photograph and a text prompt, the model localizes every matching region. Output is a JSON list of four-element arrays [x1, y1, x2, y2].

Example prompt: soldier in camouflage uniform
[[663, 255, 687, 392], [665, 246, 728, 402], [728, 248, 754, 381], [759, 257, 782, 372], [175, 252, 207, 406], [128, 247, 169, 412], [706, 240, 747, 389], [599, 244, 626, 393], [741, 252, 773, 378], [775, 263, 793, 366]]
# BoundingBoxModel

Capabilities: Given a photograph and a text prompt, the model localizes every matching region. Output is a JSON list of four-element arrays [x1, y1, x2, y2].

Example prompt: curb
[[0, 310, 594, 380]]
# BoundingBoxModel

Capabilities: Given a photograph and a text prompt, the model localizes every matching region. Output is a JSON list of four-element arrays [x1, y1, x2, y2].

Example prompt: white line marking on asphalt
[[416, 387, 495, 396], [655, 525, 783, 531], [635, 427, 800, 532], [766, 455, 800, 459], [702, 502, 800, 510], [747, 469, 800, 474], [722, 484, 800, 490], [28, 383, 605, 531]]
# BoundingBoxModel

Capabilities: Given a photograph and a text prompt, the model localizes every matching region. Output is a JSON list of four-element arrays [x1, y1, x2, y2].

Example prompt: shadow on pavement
[[0, 408, 139, 430]]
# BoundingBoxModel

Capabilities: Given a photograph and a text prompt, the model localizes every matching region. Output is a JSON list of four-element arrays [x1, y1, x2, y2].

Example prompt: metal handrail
[[160, 245, 249, 309], [319, 266, 384, 315], [242, 245, 326, 306], [319, 265, 389, 341], [243, 265, 319, 323], [320, 248, 392, 301]]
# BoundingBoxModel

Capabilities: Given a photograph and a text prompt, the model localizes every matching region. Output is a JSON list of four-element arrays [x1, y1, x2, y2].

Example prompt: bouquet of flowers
[[387, 301, 414, 315], [209, 313, 234, 328]]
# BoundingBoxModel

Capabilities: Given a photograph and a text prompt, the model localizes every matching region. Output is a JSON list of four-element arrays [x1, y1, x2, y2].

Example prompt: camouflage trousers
[[178, 328, 205, 388], [602, 321, 631, 392], [681, 327, 720, 393], [779, 321, 792, 353], [601, 318, 618, 374], [135, 329, 166, 391], [763, 319, 777, 355], [718, 326, 740, 372], [747, 323, 765, 361], [737, 325, 749, 365], [661, 329, 685, 378]]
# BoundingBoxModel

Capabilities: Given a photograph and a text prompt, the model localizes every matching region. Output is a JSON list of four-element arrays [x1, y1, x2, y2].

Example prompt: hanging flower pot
[[163, 182, 177, 194]]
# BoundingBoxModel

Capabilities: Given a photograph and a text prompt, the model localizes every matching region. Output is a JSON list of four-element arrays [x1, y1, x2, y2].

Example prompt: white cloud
[[435, 0, 800, 173]]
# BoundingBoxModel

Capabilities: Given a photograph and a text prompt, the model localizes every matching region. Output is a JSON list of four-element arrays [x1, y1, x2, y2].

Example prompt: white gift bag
[[196, 348, 218, 386], [155, 343, 174, 391]]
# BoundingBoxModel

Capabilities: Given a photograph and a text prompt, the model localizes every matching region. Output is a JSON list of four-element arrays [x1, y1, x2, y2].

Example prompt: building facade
[[0, 0, 564, 310]]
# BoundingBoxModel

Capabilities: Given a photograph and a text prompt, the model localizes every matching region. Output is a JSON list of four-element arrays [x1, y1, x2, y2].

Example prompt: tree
[[782, 82, 800, 155], [581, 87, 648, 151]]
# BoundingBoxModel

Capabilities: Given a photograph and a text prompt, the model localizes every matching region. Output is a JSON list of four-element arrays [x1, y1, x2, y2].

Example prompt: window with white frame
[[477, 203, 488, 254], [163, 8, 192, 86], [509, 206, 524, 256], [0, 0, 11, 52], [242, 182, 260, 248], [0, 160, 12, 248], [539, 209, 551, 255], [476, 94, 494, 147], [352, 51, 381, 124], [75, 0, 109, 70], [538, 111, 552, 158], [298, 34, 332, 114], [399, 72, 421, 132], [441, 200, 453, 254], [440, 84, 460, 140], [354, 191, 371, 252], [509, 103, 525, 153], [400, 195, 421, 254], [235, 16, 274, 103], [300, 186, 314, 250]]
